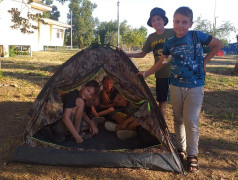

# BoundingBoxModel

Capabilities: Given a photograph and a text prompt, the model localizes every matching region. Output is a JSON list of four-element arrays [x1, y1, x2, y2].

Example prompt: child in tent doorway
[[42, 80, 100, 144], [79, 95, 101, 138], [91, 76, 116, 118], [125, 7, 175, 118], [104, 90, 139, 140], [138, 7, 223, 173], [83, 95, 106, 130]]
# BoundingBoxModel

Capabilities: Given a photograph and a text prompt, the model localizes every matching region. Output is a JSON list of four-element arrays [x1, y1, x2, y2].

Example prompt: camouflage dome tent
[[11, 45, 183, 173]]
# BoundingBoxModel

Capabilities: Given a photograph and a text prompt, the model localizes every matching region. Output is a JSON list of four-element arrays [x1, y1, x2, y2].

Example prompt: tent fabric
[[12, 45, 183, 173], [12, 146, 181, 172]]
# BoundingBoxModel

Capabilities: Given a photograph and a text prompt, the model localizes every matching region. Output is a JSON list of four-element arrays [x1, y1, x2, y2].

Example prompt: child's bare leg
[[116, 116, 138, 131], [112, 114, 125, 125], [126, 120, 138, 131], [158, 101, 166, 118], [74, 98, 85, 133], [62, 110, 83, 143]]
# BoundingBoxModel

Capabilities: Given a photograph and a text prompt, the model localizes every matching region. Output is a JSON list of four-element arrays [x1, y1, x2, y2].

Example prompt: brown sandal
[[187, 155, 199, 173]]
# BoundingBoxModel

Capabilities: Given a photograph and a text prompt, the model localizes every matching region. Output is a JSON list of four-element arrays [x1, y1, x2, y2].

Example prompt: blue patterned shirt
[[163, 31, 212, 87]]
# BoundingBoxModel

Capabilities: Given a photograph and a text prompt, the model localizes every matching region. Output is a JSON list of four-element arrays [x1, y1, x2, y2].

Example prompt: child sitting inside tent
[[81, 95, 106, 136], [104, 90, 139, 140], [41, 80, 100, 143], [91, 76, 116, 118]]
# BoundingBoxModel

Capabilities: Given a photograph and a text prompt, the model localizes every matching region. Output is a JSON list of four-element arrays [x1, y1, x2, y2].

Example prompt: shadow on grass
[[203, 90, 238, 124], [0, 101, 32, 164], [200, 136, 238, 154], [206, 66, 236, 76], [2, 71, 50, 87], [199, 136, 238, 172], [209, 59, 237, 66], [2, 60, 61, 72], [0, 101, 32, 138]]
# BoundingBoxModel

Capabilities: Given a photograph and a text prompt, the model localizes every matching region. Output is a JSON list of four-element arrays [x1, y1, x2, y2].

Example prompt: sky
[[54, 0, 238, 43]]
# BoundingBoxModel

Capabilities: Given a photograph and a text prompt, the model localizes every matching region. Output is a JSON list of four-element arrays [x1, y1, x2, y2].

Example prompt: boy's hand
[[90, 122, 98, 136], [75, 135, 83, 144], [116, 47, 123, 52], [136, 71, 146, 78]]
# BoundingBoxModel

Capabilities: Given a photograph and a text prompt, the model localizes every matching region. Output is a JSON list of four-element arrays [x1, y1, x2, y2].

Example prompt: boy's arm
[[99, 103, 113, 109], [139, 54, 169, 78], [83, 112, 98, 135], [62, 108, 83, 143], [74, 98, 85, 133], [91, 106, 99, 117], [203, 37, 223, 72], [127, 51, 147, 58], [97, 107, 115, 117], [101, 90, 111, 105]]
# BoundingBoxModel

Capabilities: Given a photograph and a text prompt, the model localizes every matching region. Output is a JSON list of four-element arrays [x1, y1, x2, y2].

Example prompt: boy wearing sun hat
[[126, 7, 175, 118]]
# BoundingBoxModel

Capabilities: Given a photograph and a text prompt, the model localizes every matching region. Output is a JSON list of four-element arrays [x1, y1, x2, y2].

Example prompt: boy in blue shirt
[[139, 7, 223, 173]]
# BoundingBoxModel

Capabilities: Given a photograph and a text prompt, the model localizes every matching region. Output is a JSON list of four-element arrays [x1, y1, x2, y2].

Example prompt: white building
[[0, 0, 71, 57]]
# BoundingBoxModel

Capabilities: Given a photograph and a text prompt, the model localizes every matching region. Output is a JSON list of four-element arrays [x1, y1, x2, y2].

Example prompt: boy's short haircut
[[85, 80, 100, 95], [174, 7, 193, 21]]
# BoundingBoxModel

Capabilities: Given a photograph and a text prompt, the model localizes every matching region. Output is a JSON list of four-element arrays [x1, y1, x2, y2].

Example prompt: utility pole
[[213, 0, 217, 36], [117, 0, 120, 48], [71, 10, 73, 49]]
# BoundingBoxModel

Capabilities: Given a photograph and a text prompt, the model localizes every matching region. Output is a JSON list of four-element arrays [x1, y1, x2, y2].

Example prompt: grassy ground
[[0, 51, 237, 179]]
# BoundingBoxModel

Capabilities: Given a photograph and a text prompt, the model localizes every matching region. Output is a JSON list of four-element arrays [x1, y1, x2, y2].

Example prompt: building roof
[[30, 2, 52, 12], [43, 18, 71, 28]]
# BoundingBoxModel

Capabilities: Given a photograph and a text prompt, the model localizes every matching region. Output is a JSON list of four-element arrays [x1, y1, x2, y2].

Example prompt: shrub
[[9, 46, 30, 56], [9, 46, 16, 57]]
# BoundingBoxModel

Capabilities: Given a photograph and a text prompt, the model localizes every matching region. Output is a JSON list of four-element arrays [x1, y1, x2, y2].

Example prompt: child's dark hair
[[174, 7, 193, 21], [102, 75, 110, 82], [85, 80, 100, 95]]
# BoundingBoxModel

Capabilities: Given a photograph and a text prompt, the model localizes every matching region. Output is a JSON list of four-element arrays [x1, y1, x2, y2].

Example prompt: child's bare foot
[[75, 135, 83, 143]]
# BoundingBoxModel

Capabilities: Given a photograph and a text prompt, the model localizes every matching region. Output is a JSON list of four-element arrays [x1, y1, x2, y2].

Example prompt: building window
[[57, 29, 64, 39]]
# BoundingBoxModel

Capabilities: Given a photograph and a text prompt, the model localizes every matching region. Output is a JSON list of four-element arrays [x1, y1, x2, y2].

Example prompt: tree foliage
[[95, 20, 147, 48], [194, 16, 237, 45], [121, 26, 147, 50], [6, 0, 61, 34], [42, 0, 60, 20], [95, 20, 125, 45], [67, 0, 97, 48], [8, 8, 42, 34]]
